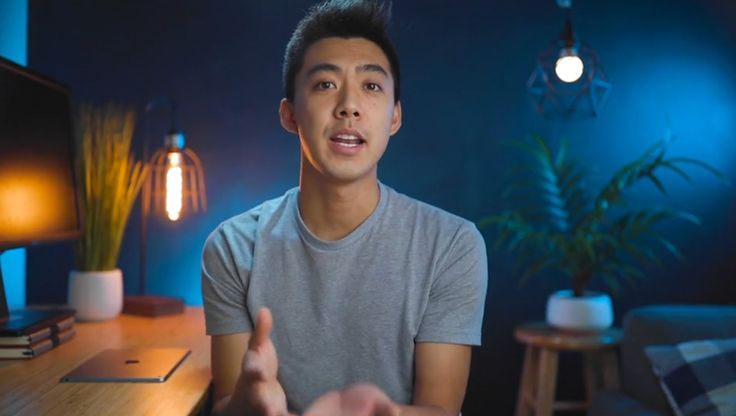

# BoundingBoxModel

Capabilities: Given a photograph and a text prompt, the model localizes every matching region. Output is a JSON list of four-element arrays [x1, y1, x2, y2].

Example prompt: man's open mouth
[[330, 134, 366, 148]]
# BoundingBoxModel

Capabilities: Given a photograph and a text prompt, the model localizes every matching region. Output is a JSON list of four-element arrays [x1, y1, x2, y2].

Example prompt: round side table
[[514, 322, 621, 416]]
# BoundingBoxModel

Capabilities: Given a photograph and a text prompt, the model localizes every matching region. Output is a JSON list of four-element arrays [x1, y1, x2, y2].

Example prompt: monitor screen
[[0, 57, 81, 250]]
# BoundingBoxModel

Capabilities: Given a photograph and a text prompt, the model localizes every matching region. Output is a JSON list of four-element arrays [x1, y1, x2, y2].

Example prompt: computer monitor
[[0, 55, 81, 322]]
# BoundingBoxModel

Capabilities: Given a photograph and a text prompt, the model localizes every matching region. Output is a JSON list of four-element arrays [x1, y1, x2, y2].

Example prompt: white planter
[[546, 290, 613, 331], [68, 269, 123, 321]]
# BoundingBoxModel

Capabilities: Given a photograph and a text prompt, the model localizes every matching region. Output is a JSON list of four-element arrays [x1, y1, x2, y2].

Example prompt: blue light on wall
[[0, 0, 28, 308], [0, 250, 25, 308], [569, 30, 736, 206], [0, 0, 27, 65]]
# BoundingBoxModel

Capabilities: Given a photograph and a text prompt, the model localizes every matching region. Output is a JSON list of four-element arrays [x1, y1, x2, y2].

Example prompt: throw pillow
[[645, 337, 736, 416]]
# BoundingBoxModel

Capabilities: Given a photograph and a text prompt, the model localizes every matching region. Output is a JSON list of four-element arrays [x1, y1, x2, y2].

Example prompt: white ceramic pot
[[546, 289, 613, 331], [68, 269, 123, 321]]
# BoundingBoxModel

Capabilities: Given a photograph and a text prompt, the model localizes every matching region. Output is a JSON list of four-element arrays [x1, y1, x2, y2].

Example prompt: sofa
[[587, 304, 736, 416]]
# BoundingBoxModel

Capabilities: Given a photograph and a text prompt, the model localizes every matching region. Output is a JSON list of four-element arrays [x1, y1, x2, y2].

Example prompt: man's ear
[[279, 98, 298, 134], [389, 100, 402, 136]]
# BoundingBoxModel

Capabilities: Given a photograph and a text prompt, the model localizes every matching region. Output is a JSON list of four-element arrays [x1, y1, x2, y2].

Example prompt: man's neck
[[298, 168, 380, 242]]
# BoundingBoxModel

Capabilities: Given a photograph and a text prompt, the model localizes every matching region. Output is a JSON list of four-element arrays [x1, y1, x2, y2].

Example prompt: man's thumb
[[249, 307, 273, 350]]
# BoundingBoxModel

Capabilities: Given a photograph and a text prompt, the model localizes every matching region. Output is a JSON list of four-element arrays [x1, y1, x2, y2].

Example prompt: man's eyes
[[364, 82, 383, 92], [314, 81, 336, 90], [312, 81, 383, 92]]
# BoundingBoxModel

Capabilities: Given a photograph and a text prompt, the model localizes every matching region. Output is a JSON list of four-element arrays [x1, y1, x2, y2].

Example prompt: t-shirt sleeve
[[416, 221, 488, 346], [201, 224, 254, 336]]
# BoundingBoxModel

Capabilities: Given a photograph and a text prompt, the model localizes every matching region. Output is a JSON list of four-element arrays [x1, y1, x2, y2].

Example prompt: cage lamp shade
[[526, 9, 610, 118], [144, 130, 207, 222]]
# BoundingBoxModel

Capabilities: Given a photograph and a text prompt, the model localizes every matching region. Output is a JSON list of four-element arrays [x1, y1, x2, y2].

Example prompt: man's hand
[[303, 384, 400, 416], [230, 307, 294, 416]]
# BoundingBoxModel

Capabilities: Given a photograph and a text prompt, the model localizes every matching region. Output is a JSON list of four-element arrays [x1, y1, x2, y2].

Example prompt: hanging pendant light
[[527, 0, 611, 118], [554, 18, 584, 83]]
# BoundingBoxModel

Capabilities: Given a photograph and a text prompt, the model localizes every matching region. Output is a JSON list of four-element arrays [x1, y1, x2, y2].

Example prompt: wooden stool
[[514, 322, 621, 416]]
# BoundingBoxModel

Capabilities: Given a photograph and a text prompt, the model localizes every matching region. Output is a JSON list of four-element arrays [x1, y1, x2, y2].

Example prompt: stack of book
[[0, 309, 76, 359]]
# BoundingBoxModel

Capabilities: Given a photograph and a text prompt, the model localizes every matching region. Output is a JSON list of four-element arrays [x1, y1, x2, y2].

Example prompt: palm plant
[[478, 136, 723, 297], [74, 105, 149, 271]]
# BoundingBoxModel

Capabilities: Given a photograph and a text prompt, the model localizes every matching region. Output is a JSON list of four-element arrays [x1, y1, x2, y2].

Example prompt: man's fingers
[[373, 401, 400, 416], [249, 307, 273, 350], [303, 390, 341, 416], [304, 384, 400, 416], [341, 384, 399, 416], [242, 350, 268, 382]]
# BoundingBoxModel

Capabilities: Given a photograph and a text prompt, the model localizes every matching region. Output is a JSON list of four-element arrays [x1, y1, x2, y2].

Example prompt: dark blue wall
[[25, 0, 736, 414]]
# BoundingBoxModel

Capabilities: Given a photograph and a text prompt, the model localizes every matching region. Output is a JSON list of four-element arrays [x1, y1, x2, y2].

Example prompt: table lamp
[[122, 99, 206, 317]]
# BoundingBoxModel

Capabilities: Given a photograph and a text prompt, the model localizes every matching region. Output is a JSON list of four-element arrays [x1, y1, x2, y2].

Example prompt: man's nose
[[334, 86, 360, 119]]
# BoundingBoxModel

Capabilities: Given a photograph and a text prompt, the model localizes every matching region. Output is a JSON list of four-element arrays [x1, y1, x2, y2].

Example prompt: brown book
[[0, 308, 75, 338], [0, 327, 75, 359], [0, 316, 75, 346]]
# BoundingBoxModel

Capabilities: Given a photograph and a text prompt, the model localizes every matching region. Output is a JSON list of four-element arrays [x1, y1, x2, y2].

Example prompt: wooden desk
[[514, 322, 621, 416], [0, 307, 212, 416]]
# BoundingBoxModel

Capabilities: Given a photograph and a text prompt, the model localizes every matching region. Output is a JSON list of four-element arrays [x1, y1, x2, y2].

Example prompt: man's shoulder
[[206, 187, 297, 246], [384, 184, 478, 235]]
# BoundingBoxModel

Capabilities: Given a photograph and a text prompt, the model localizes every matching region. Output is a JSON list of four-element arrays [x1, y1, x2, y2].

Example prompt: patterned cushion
[[645, 338, 736, 416]]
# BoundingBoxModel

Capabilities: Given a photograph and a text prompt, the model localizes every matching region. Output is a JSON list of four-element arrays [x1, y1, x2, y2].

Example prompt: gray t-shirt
[[201, 182, 488, 412]]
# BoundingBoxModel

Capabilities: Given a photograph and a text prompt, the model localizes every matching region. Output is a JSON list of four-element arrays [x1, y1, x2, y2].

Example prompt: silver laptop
[[61, 348, 190, 383]]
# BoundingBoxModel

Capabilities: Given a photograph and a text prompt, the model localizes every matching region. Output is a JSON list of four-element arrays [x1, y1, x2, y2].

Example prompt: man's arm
[[302, 343, 470, 416], [211, 309, 292, 416], [211, 332, 249, 413], [399, 342, 471, 416], [398, 223, 486, 416], [212, 314, 471, 416]]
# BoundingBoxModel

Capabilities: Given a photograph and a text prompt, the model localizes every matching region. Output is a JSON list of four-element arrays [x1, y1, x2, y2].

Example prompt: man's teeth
[[333, 134, 363, 144]]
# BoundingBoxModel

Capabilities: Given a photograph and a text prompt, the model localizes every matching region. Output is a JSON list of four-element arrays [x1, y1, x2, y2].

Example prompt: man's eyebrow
[[305, 63, 341, 78], [304, 63, 389, 78], [357, 64, 389, 77]]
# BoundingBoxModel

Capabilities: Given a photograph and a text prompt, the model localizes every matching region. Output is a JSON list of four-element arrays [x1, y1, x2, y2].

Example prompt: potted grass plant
[[478, 136, 723, 330], [69, 105, 149, 321]]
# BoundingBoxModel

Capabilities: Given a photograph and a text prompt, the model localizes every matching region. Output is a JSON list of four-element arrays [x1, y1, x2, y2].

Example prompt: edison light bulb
[[555, 48, 584, 83], [165, 151, 183, 221]]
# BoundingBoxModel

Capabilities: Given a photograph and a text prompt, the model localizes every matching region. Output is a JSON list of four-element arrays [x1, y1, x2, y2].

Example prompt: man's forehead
[[299, 37, 391, 76]]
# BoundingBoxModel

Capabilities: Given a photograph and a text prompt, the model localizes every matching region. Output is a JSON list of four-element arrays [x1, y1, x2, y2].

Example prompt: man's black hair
[[283, 0, 400, 103]]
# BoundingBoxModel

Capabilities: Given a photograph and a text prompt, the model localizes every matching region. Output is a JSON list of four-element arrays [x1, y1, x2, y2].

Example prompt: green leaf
[[554, 138, 569, 168], [668, 157, 729, 183], [655, 237, 686, 261], [660, 161, 692, 182], [518, 256, 556, 286], [646, 173, 668, 194]]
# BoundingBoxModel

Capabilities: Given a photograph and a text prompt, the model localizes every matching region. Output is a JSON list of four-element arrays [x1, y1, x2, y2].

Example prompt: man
[[201, 1, 488, 415]]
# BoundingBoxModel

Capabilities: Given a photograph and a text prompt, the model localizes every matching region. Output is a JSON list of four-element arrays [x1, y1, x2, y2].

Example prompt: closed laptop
[[61, 347, 190, 383]]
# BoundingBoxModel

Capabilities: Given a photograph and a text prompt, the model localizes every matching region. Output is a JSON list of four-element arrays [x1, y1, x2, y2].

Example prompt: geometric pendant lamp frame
[[527, 39, 611, 119]]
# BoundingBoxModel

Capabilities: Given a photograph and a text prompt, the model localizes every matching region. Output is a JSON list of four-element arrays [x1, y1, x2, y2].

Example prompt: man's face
[[279, 37, 402, 185]]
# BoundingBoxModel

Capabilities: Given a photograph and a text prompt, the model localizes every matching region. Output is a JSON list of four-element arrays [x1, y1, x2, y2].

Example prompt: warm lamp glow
[[147, 129, 206, 224], [0, 178, 46, 233], [555, 48, 584, 83], [0, 169, 77, 240], [165, 152, 183, 222]]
